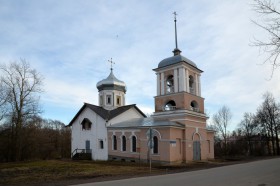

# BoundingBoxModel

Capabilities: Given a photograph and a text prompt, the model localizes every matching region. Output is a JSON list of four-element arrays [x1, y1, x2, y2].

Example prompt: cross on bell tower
[[173, 11, 181, 56]]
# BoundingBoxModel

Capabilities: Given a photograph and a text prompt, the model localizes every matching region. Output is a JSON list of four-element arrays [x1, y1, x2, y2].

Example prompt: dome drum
[[97, 84, 126, 93]]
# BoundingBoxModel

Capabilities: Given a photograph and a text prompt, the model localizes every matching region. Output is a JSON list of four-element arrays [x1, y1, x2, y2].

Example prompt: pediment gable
[[67, 103, 146, 126]]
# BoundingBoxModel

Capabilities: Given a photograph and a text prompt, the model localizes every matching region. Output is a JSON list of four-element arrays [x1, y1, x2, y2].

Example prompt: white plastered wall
[[71, 107, 108, 160], [109, 107, 145, 125]]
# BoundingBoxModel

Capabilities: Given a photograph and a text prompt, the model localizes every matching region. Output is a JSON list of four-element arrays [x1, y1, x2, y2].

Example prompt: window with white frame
[[131, 136, 136, 152], [153, 136, 158, 154], [106, 95, 111, 104], [122, 136, 126, 151], [113, 135, 117, 150]]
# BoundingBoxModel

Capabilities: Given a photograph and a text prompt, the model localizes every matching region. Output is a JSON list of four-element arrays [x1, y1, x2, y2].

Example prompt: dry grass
[[0, 160, 160, 185], [1, 157, 268, 186]]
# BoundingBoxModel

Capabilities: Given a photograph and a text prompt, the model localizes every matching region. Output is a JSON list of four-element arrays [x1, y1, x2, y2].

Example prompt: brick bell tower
[[152, 12, 214, 162], [153, 12, 205, 119]]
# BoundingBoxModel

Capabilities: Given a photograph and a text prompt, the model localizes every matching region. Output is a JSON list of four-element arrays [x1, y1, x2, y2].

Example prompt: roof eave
[[67, 104, 87, 127], [153, 61, 203, 73], [108, 125, 185, 129], [107, 104, 147, 120]]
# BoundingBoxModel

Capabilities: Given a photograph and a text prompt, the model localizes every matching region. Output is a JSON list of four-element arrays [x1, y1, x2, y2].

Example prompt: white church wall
[[109, 107, 145, 125], [71, 107, 108, 160], [94, 114, 108, 160]]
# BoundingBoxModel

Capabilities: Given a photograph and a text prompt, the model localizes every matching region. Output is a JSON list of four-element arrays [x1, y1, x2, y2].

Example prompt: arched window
[[193, 133, 200, 141], [122, 136, 126, 151], [153, 136, 158, 154], [81, 118, 92, 130], [189, 75, 194, 94], [190, 100, 199, 112], [132, 136, 136, 152], [164, 100, 176, 111], [166, 75, 174, 93], [113, 135, 117, 150]]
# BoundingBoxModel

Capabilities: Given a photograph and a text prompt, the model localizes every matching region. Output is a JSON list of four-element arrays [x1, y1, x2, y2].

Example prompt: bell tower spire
[[173, 11, 181, 56]]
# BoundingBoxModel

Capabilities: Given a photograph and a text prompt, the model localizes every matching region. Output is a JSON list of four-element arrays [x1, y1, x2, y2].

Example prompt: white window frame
[[131, 135, 137, 153], [106, 95, 112, 105]]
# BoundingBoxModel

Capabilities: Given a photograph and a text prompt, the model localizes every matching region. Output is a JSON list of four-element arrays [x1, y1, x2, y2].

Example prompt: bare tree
[[213, 105, 232, 155], [0, 81, 9, 121], [252, 0, 280, 76], [239, 112, 258, 155], [256, 92, 280, 155], [0, 59, 43, 161]]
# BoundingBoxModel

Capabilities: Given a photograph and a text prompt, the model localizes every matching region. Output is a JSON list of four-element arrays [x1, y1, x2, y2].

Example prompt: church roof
[[158, 54, 197, 68], [67, 103, 146, 126], [107, 117, 185, 129], [156, 53, 203, 72], [96, 71, 126, 92]]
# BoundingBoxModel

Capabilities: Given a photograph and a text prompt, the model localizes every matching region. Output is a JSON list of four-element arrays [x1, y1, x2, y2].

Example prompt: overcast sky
[[0, 0, 279, 131]]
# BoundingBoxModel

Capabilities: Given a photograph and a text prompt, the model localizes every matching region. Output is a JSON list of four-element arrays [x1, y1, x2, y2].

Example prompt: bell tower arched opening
[[166, 75, 174, 93], [164, 100, 176, 111], [190, 100, 199, 112], [189, 75, 195, 94]]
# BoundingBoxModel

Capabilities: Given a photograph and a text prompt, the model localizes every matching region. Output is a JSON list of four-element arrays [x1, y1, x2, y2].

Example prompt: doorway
[[193, 141, 201, 161]]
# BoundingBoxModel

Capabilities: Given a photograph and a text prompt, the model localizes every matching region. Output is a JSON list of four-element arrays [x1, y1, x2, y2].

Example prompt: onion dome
[[96, 70, 126, 93]]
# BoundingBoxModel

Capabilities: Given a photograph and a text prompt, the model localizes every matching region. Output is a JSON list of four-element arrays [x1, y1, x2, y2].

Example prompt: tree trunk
[[275, 128, 280, 155], [269, 127, 276, 155], [266, 133, 272, 155], [248, 138, 252, 156]]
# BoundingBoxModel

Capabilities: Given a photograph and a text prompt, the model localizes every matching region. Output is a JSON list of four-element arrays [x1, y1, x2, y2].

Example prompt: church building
[[68, 13, 214, 164], [68, 66, 146, 160]]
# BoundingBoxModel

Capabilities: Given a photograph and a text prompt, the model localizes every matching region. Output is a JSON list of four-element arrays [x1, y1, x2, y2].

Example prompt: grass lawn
[[1, 157, 271, 186], [0, 160, 162, 186]]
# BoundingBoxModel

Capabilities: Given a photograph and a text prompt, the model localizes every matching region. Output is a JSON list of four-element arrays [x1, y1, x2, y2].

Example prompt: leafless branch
[[251, 0, 280, 78], [0, 59, 44, 160]]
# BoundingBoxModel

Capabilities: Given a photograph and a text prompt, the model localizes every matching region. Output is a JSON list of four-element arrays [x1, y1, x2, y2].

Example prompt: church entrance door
[[193, 141, 201, 161]]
